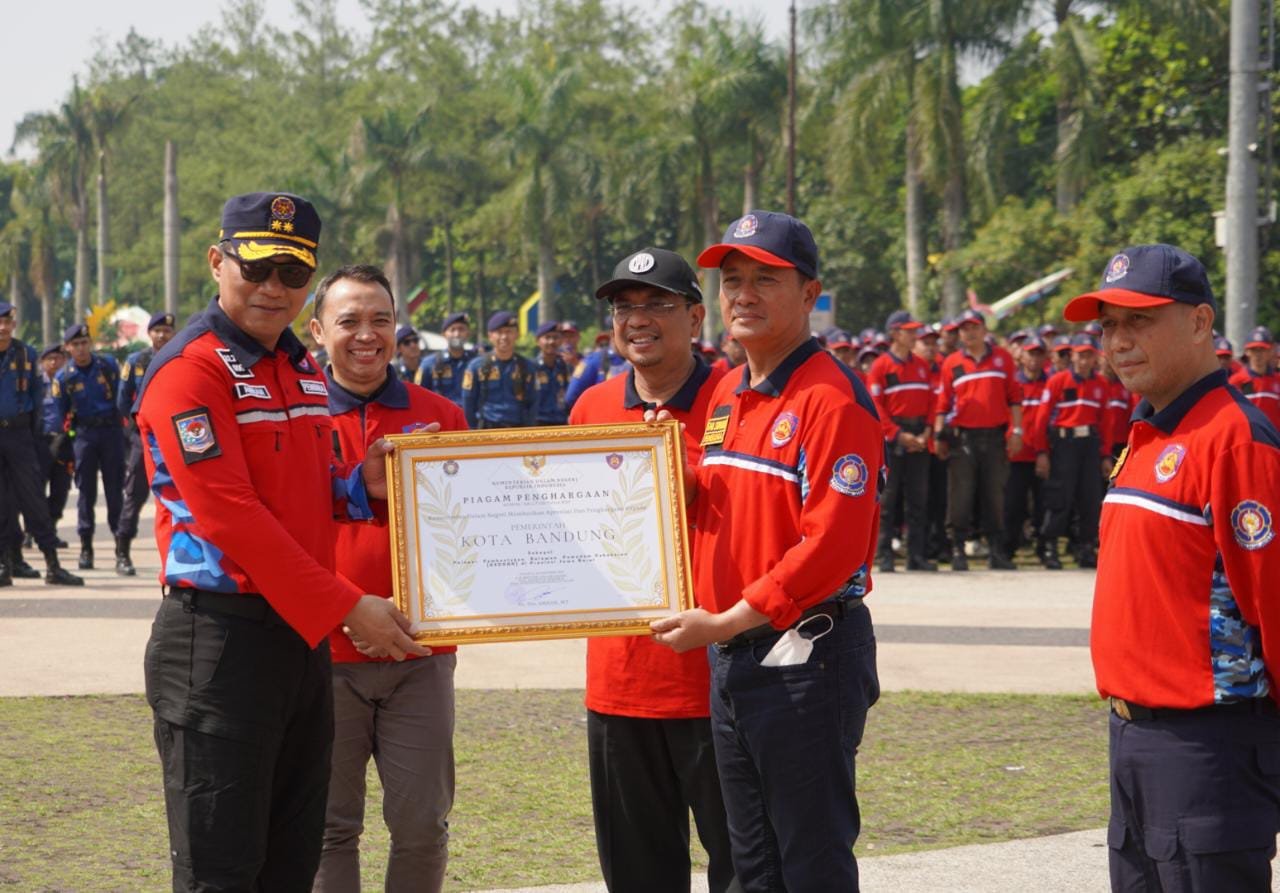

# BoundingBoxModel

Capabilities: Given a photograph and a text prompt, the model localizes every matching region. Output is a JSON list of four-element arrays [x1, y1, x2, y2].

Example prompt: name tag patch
[[701, 405, 731, 448], [172, 408, 222, 464], [299, 379, 328, 396], [215, 348, 253, 379], [234, 383, 271, 400]]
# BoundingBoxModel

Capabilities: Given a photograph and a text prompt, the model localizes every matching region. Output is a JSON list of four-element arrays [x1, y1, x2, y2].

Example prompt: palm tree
[[83, 85, 137, 303], [13, 80, 94, 322], [353, 106, 431, 323]]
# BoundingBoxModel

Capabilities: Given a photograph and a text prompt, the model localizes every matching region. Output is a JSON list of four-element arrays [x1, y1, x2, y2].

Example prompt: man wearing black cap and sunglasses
[[571, 248, 738, 893], [133, 191, 428, 893], [651, 211, 883, 891], [1068, 244, 1280, 891]]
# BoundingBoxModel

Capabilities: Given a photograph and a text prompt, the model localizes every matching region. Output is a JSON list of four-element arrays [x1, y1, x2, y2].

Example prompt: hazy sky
[[2, 0, 790, 157]]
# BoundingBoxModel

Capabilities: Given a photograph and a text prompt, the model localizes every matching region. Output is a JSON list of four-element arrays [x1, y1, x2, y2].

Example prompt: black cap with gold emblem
[[219, 192, 322, 269]]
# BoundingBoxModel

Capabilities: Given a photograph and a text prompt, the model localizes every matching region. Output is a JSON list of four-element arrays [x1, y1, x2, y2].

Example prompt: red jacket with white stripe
[[934, 345, 1021, 429], [867, 349, 934, 442], [1229, 367, 1280, 430], [693, 339, 884, 629], [1092, 369, 1280, 708], [1011, 369, 1049, 461], [1036, 369, 1108, 455]]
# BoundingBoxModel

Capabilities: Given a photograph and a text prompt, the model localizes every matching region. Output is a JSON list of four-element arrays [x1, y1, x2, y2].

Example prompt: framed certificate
[[384, 421, 694, 646]]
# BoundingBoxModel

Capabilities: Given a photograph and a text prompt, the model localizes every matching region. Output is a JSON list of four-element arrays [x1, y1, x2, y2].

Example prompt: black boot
[[876, 551, 895, 573], [906, 553, 938, 572], [1040, 539, 1063, 570], [987, 538, 1017, 570], [44, 550, 84, 587], [115, 536, 136, 577], [0, 552, 11, 587], [9, 546, 41, 579], [951, 547, 969, 572], [1077, 545, 1098, 569], [78, 535, 94, 570]]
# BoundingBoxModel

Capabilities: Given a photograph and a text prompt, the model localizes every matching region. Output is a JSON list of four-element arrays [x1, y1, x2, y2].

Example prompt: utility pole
[[786, 1, 797, 215], [163, 140, 180, 316], [1225, 0, 1262, 348]]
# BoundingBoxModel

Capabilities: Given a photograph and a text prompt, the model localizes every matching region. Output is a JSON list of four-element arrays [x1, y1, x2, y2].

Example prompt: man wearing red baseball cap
[[1066, 243, 1280, 891], [652, 210, 882, 891]]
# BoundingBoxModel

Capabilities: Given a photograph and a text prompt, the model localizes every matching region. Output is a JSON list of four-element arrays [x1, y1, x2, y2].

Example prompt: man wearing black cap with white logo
[[651, 211, 883, 891], [532, 320, 572, 424], [114, 310, 176, 576], [420, 311, 477, 408], [133, 191, 428, 892], [52, 321, 125, 570], [1066, 244, 1280, 891], [462, 311, 534, 428], [0, 301, 82, 586], [571, 248, 738, 893]]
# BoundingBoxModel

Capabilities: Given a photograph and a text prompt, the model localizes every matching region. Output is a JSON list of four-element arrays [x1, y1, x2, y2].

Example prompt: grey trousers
[[313, 654, 457, 893]]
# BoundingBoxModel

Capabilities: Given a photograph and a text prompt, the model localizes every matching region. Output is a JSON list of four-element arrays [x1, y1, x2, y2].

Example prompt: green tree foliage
[[1, 0, 1265, 341]]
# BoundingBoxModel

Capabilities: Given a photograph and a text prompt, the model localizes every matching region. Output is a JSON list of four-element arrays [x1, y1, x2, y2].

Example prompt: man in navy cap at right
[[462, 311, 534, 428], [420, 311, 477, 407], [114, 310, 176, 575], [1067, 244, 1280, 891]]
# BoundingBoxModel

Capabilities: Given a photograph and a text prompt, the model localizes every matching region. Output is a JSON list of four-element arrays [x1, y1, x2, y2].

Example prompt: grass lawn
[[0, 690, 1109, 891]]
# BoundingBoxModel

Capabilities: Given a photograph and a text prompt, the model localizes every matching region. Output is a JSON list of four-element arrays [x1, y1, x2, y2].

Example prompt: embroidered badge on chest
[[172, 407, 221, 464], [215, 348, 254, 379], [1231, 501, 1274, 550], [299, 379, 328, 397], [1153, 444, 1186, 484], [701, 405, 731, 448], [771, 411, 800, 448], [831, 454, 868, 497]]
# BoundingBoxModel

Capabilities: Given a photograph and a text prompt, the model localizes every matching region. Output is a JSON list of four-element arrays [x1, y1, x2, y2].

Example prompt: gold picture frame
[[384, 420, 694, 646]]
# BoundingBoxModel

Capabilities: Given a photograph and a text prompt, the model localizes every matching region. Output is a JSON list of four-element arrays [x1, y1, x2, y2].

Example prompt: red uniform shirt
[[135, 300, 369, 647], [570, 361, 724, 719], [1092, 370, 1280, 708], [327, 368, 468, 663], [1101, 377, 1132, 455], [1036, 369, 1108, 454], [1230, 367, 1280, 430], [693, 339, 884, 628], [1011, 369, 1049, 461], [935, 345, 1021, 429], [867, 350, 934, 442]]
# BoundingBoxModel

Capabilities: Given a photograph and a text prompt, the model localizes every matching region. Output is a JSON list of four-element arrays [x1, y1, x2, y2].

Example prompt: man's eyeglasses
[[610, 300, 692, 321], [221, 248, 314, 289]]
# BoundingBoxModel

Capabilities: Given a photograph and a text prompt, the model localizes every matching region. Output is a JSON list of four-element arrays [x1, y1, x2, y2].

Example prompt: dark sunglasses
[[221, 248, 314, 289]]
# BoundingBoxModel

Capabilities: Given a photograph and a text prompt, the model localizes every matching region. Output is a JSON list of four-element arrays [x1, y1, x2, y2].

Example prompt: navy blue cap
[[1244, 326, 1275, 349], [0, 301, 12, 317], [220, 192, 321, 269], [40, 343, 64, 359], [1051, 335, 1072, 352], [535, 321, 559, 337], [857, 344, 881, 360], [1037, 323, 1060, 338], [1065, 244, 1215, 322], [1023, 336, 1047, 352], [148, 311, 176, 331], [1070, 333, 1099, 352], [487, 310, 517, 331], [558, 320, 579, 333], [596, 248, 703, 303], [1007, 328, 1030, 344], [442, 312, 470, 331], [395, 325, 417, 345], [64, 323, 89, 342], [956, 308, 985, 327], [1082, 321, 1103, 338], [920, 323, 942, 339], [827, 329, 855, 349], [1215, 336, 1235, 356], [886, 310, 923, 331], [697, 210, 818, 280]]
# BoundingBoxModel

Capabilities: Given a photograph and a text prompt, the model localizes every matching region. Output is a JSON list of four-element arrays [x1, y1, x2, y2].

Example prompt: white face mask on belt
[[760, 614, 835, 667]]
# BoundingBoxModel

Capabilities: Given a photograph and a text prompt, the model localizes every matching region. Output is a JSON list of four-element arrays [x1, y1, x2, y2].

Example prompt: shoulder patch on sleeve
[[1231, 500, 1274, 550], [831, 453, 869, 497], [172, 408, 222, 464]]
